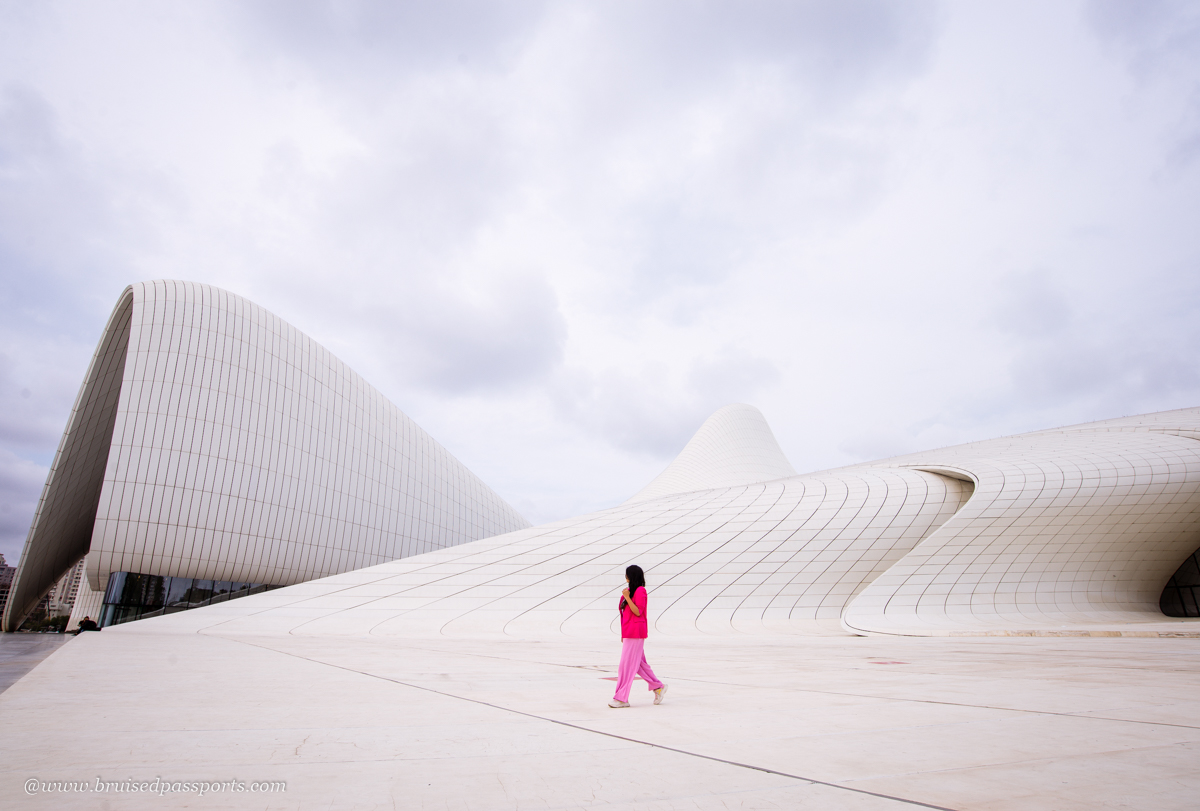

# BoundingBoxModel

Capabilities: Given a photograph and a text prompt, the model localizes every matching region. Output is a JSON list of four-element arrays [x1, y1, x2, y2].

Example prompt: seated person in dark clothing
[[74, 617, 100, 634]]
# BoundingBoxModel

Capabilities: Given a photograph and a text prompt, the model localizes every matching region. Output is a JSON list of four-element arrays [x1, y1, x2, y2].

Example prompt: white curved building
[[137, 404, 1200, 639], [1, 281, 530, 632], [6, 278, 1197, 638]]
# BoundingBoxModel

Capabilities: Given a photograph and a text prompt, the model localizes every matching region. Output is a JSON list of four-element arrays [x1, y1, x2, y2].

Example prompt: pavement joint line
[[838, 737, 1200, 786], [226, 635, 963, 811], [659, 676, 1200, 731], [248, 637, 1200, 733]]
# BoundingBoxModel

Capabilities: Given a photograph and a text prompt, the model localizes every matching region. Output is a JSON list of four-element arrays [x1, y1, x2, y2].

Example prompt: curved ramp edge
[[843, 429, 1200, 636]]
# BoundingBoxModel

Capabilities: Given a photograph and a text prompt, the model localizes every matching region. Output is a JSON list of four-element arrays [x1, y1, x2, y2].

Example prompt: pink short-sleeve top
[[619, 586, 649, 639]]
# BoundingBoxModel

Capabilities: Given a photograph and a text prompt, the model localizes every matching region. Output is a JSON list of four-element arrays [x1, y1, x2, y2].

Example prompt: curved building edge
[[2, 281, 530, 632]]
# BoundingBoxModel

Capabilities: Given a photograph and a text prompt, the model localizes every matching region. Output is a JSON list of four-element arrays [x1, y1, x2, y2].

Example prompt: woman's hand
[[621, 587, 641, 616]]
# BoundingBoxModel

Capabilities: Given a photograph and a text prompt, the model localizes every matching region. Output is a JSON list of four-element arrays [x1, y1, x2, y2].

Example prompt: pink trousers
[[613, 638, 663, 702]]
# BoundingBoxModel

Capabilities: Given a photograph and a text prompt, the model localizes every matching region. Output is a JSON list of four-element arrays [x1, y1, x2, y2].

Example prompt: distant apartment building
[[0, 553, 14, 622], [46, 559, 85, 617], [0, 556, 85, 628]]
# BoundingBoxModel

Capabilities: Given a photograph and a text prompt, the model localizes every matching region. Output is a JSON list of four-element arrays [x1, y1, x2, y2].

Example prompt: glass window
[[112, 606, 141, 625], [1161, 551, 1200, 617], [103, 572, 128, 605], [165, 576, 193, 607], [189, 579, 215, 606], [98, 604, 118, 627], [98, 571, 279, 626], [141, 575, 166, 609], [1183, 587, 1199, 617], [1179, 554, 1200, 585]]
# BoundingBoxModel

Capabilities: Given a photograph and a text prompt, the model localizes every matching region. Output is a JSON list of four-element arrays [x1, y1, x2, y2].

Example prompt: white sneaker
[[608, 700, 630, 708], [653, 684, 668, 705]]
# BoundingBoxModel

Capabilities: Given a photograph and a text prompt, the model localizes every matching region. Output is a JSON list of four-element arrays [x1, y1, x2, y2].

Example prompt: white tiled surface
[[4, 281, 529, 631], [109, 407, 1200, 640], [128, 465, 972, 638], [849, 407, 1200, 634]]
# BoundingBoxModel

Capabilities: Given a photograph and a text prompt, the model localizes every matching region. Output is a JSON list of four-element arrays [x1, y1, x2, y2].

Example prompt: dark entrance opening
[[1161, 548, 1200, 617]]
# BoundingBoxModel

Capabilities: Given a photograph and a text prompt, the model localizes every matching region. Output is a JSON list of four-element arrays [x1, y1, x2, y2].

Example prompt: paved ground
[[3, 627, 1199, 810], [0, 633, 71, 694]]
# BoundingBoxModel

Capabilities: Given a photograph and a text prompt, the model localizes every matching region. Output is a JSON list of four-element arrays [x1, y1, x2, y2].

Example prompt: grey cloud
[[595, 398, 705, 459], [383, 273, 567, 394], [560, 4, 940, 305], [335, 121, 518, 254], [0, 88, 128, 460], [1009, 344, 1117, 403], [0, 86, 132, 339], [614, 122, 892, 301], [838, 431, 921, 463], [233, 0, 549, 74], [962, 267, 1200, 430], [598, 0, 938, 101], [992, 271, 1071, 339], [0, 85, 62, 165], [632, 204, 742, 289], [231, 0, 941, 318], [253, 267, 567, 398], [0, 352, 75, 452], [551, 367, 666, 456], [1010, 343, 1200, 410], [236, 0, 937, 94], [0, 91, 151, 443], [687, 351, 780, 403], [1085, 0, 1200, 67], [1086, 0, 1200, 168], [0, 449, 46, 566], [557, 350, 780, 458]]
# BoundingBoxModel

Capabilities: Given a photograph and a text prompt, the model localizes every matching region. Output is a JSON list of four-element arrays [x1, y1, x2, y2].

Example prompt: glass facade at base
[[99, 572, 281, 627]]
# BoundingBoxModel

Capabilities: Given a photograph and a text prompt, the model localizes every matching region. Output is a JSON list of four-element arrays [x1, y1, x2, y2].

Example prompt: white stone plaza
[[4, 626, 1199, 809]]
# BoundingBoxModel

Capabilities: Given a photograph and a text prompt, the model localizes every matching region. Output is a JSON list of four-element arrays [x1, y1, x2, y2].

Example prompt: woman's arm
[[621, 588, 642, 616]]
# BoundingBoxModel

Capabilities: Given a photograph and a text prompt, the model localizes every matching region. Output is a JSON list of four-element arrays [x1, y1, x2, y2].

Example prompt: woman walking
[[609, 564, 667, 708]]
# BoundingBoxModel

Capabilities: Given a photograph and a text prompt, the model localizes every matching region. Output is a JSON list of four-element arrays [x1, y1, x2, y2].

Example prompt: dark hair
[[620, 565, 646, 614]]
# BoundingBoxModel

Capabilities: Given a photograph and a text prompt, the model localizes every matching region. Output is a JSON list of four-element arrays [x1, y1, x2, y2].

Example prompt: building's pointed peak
[[626, 404, 796, 504]]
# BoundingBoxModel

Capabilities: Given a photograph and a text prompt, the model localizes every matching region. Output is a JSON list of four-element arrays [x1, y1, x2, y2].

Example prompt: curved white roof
[[114, 405, 1200, 638]]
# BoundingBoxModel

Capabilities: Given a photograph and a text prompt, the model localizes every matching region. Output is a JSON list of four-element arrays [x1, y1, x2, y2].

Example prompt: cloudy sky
[[2, 1, 1199, 567]]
